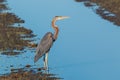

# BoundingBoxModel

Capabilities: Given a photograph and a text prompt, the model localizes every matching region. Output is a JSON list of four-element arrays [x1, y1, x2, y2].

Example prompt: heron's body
[[34, 32, 55, 63], [34, 16, 69, 70]]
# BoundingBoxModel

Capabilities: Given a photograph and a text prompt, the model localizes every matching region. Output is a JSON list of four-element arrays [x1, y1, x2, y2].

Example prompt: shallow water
[[1, 0, 120, 80]]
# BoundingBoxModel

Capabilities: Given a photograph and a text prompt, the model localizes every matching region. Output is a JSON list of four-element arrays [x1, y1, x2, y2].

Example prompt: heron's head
[[55, 16, 69, 21]]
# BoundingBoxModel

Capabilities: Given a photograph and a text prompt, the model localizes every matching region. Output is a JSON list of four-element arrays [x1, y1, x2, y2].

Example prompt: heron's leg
[[43, 54, 46, 68], [45, 52, 49, 70]]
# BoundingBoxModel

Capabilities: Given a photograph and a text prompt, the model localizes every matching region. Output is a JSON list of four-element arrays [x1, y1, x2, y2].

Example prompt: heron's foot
[[43, 63, 48, 70], [43, 67, 49, 73], [43, 66, 48, 70]]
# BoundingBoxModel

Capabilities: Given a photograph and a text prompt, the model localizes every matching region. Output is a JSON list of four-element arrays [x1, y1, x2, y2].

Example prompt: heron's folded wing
[[34, 32, 54, 62]]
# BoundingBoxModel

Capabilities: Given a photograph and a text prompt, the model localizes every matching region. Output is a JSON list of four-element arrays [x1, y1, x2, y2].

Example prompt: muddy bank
[[0, 65, 61, 80], [0, 0, 37, 55], [75, 0, 120, 26], [0, 24, 37, 55]]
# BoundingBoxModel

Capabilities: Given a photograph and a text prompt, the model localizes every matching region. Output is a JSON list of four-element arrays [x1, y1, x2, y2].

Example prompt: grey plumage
[[34, 16, 69, 70], [34, 32, 55, 63]]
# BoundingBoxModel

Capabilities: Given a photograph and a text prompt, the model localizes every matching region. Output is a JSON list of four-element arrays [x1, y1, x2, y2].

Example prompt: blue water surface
[[1, 0, 120, 80]]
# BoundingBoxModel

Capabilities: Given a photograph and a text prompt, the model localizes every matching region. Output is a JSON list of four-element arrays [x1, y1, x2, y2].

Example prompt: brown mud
[[75, 0, 120, 26], [0, 1, 61, 80], [0, 0, 37, 55], [0, 65, 61, 80]]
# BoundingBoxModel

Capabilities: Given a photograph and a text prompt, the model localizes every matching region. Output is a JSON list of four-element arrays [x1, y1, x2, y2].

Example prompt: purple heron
[[34, 16, 69, 70]]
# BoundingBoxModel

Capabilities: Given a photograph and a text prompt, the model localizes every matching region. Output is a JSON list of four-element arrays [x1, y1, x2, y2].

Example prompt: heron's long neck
[[52, 19, 59, 40]]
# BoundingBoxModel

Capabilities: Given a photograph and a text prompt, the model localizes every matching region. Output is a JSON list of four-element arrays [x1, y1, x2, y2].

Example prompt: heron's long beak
[[61, 16, 70, 20]]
